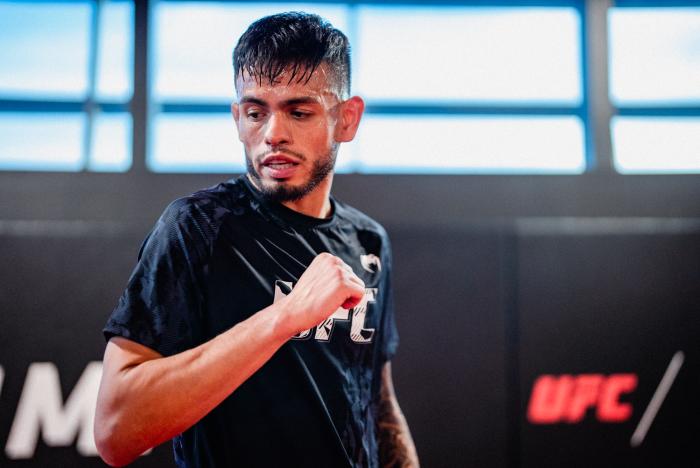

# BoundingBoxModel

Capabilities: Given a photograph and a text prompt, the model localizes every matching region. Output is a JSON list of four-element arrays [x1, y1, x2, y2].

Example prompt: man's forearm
[[95, 300, 293, 466], [377, 363, 420, 468]]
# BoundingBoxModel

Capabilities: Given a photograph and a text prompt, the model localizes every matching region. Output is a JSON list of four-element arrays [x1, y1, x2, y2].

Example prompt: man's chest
[[198, 222, 387, 343]]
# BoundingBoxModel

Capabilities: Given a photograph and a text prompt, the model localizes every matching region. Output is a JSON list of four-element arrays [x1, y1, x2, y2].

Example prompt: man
[[95, 12, 418, 468]]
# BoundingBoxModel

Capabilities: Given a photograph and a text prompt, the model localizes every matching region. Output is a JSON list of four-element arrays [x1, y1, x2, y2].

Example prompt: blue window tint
[[612, 117, 700, 174], [0, 113, 85, 171], [350, 116, 585, 174], [609, 8, 700, 105], [150, 114, 244, 173], [96, 1, 134, 101], [90, 112, 132, 172], [153, 3, 348, 102], [0, 2, 91, 99], [355, 7, 582, 104]]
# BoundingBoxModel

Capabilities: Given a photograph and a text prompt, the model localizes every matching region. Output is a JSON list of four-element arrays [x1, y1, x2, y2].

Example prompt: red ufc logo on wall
[[527, 374, 638, 424]]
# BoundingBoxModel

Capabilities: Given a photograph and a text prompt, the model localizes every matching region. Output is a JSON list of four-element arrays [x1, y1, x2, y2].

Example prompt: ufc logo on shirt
[[273, 280, 376, 343]]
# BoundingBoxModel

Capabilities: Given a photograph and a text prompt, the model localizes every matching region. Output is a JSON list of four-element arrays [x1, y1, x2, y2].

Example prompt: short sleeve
[[103, 198, 212, 357], [378, 237, 399, 363]]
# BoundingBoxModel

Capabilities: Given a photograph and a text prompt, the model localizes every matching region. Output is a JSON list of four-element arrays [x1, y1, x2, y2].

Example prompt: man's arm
[[377, 361, 420, 468], [94, 253, 365, 467]]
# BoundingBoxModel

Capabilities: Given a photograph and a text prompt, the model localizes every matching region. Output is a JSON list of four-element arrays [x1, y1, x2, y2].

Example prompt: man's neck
[[280, 175, 334, 219], [246, 173, 334, 219]]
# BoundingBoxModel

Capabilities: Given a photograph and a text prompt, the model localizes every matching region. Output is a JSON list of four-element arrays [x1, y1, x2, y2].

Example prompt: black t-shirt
[[103, 176, 398, 468]]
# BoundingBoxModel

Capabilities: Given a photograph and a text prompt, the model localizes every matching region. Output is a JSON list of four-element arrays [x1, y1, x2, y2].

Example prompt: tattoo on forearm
[[377, 369, 419, 468]]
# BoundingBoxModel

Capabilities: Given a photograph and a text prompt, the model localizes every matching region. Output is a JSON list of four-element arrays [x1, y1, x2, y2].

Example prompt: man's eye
[[291, 110, 311, 119], [246, 110, 263, 120]]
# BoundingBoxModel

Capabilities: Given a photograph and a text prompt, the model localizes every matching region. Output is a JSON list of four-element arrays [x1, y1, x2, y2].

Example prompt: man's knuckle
[[314, 253, 327, 262]]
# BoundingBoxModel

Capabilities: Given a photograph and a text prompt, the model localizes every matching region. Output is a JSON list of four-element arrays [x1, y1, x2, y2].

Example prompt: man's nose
[[264, 112, 291, 146]]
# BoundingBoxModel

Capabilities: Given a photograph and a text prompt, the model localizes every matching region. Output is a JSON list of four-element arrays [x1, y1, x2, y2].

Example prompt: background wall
[[1, 172, 699, 467]]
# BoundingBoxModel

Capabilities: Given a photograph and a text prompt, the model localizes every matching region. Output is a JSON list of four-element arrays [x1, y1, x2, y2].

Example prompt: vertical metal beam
[[584, 0, 615, 173], [84, 0, 104, 172], [131, 0, 149, 173]]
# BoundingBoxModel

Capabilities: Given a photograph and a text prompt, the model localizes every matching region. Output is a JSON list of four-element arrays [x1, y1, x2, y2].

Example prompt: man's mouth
[[261, 154, 300, 179], [265, 161, 296, 169]]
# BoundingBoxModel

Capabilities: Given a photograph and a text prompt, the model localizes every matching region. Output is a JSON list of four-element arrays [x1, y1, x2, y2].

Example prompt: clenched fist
[[279, 253, 365, 337]]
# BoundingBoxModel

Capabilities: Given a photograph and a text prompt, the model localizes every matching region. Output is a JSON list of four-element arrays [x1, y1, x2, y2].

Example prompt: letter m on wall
[[5, 362, 102, 459]]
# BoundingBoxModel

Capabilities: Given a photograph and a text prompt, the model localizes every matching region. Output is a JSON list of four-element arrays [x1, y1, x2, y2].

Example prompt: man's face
[[232, 64, 358, 203]]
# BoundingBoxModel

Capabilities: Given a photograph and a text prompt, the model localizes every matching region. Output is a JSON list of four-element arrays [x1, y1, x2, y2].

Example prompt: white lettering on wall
[[5, 362, 102, 459]]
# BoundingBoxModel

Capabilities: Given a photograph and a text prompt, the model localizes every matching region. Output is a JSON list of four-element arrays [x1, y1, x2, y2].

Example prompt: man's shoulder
[[335, 199, 389, 240], [160, 177, 246, 225], [148, 177, 249, 249]]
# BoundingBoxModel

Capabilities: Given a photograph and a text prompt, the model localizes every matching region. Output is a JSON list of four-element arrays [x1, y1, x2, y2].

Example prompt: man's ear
[[334, 96, 365, 143], [231, 102, 242, 141]]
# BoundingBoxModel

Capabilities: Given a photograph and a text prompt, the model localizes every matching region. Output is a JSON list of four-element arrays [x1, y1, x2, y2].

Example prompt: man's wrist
[[267, 295, 301, 342]]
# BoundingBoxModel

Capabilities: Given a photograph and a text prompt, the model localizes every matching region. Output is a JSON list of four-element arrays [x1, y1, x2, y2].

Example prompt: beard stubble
[[245, 144, 338, 203]]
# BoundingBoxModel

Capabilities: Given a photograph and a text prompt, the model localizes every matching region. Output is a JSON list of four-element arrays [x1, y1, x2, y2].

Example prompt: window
[[348, 115, 585, 173], [8, 1, 697, 175], [355, 7, 582, 104], [0, 1, 133, 171], [611, 117, 700, 174], [149, 2, 585, 174], [151, 114, 243, 173], [608, 6, 700, 173], [0, 113, 85, 171]]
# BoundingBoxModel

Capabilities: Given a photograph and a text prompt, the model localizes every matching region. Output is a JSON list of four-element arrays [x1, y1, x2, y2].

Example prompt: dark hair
[[233, 12, 351, 96]]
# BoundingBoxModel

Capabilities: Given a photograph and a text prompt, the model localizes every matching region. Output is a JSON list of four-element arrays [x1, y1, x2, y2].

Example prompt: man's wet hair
[[233, 12, 351, 97]]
